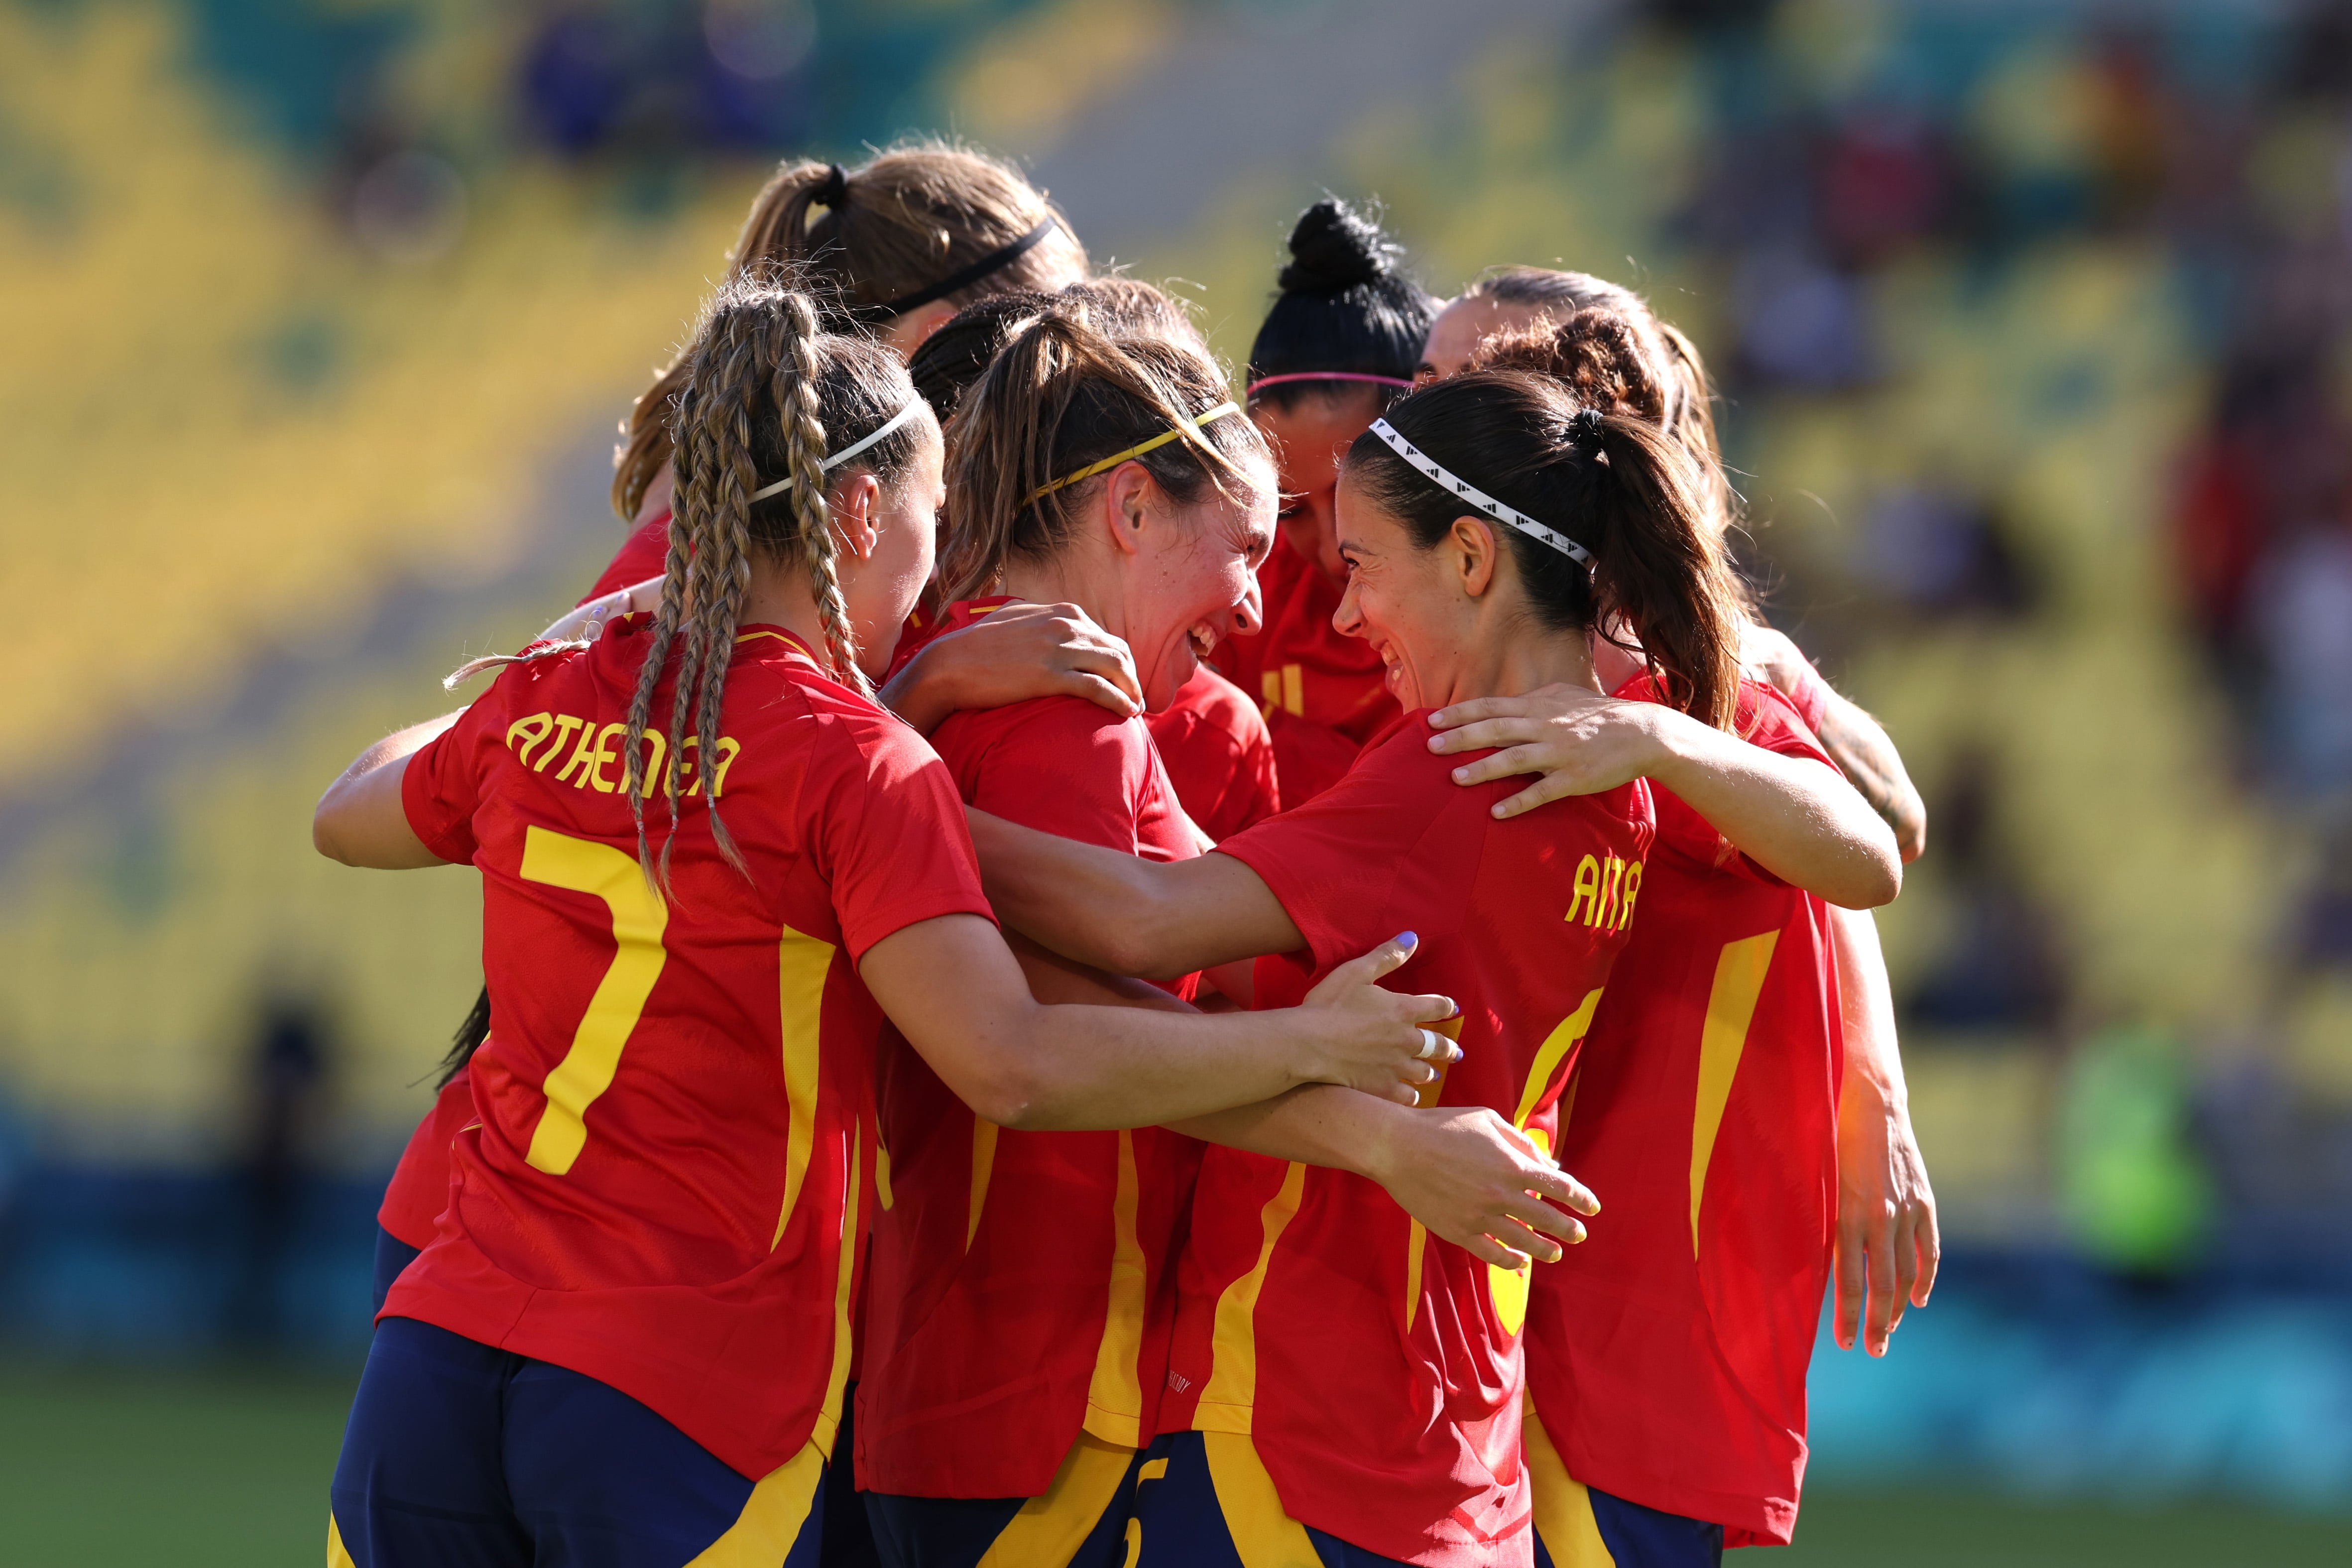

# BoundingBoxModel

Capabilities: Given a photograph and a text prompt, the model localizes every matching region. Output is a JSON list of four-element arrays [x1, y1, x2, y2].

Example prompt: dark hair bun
[[1278, 198, 1395, 294]]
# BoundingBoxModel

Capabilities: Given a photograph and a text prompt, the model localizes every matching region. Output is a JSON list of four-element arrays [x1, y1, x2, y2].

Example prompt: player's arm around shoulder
[[857, 917, 1455, 1132], [1425, 683, 1899, 909], [314, 711, 467, 869]]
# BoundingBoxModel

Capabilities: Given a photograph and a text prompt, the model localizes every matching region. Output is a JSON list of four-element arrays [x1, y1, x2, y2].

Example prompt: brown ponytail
[[1458, 267, 1731, 536], [1345, 370, 1744, 729], [613, 139, 1087, 521], [622, 276, 926, 888], [940, 295, 1269, 603]]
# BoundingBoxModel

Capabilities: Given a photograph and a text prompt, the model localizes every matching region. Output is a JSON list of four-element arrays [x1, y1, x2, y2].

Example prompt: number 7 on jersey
[[518, 826, 670, 1175]]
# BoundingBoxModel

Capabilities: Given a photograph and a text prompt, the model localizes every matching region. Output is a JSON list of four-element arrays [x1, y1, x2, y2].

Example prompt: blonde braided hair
[[769, 294, 870, 698], [620, 276, 924, 892]]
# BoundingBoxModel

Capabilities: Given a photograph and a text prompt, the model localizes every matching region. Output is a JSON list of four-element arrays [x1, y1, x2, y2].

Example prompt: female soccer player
[[374, 142, 1114, 1311], [1211, 197, 1438, 806], [314, 280, 1463, 1568], [959, 369, 1898, 1565], [898, 281, 1282, 839], [1419, 265, 1929, 859], [1425, 308, 1934, 1563], [853, 295, 1283, 1565]]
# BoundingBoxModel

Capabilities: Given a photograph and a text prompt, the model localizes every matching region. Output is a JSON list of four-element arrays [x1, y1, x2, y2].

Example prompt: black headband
[[866, 216, 1060, 321]]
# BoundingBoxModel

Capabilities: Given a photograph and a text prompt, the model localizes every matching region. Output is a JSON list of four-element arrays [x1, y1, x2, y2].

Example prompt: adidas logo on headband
[[1366, 418, 1594, 566]]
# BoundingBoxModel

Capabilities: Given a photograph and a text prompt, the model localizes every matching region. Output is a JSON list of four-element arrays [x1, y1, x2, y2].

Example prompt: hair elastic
[[1245, 370, 1415, 398], [815, 163, 849, 209], [868, 216, 1062, 320], [1027, 401, 1243, 504], [1366, 417, 1594, 566], [750, 399, 926, 502]]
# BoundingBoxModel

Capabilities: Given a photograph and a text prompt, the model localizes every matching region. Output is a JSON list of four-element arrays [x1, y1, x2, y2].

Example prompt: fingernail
[[1447, 1046, 1463, 1063], [1452, 766, 1469, 781], [1397, 931, 1417, 947]]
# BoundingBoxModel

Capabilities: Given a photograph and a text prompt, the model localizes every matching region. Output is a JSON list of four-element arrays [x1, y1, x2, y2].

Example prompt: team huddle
[[312, 141, 1939, 1568]]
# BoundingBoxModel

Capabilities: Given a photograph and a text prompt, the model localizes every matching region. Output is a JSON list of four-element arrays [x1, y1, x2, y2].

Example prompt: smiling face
[[1116, 450, 1278, 710], [1329, 464, 1493, 712], [836, 410, 947, 679], [1250, 389, 1385, 589]]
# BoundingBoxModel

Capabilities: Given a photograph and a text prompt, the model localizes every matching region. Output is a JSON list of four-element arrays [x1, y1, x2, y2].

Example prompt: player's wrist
[[1629, 702, 1701, 787]]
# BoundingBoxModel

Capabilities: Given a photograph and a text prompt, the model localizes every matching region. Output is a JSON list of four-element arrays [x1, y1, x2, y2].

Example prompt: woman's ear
[[832, 471, 884, 561], [1101, 461, 1155, 558], [1450, 513, 1501, 597]]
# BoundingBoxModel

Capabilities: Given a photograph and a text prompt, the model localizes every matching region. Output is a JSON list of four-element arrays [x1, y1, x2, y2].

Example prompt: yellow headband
[[1026, 401, 1243, 504]]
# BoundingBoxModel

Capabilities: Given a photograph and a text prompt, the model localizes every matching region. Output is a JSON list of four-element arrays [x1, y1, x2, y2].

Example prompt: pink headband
[[1244, 370, 1416, 398]]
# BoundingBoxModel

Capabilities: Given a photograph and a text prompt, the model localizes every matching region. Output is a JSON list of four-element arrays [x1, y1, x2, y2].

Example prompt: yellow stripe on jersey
[[1513, 988, 1605, 1131], [1403, 1218, 1427, 1333], [519, 828, 671, 1175], [327, 1513, 356, 1568], [1202, 1432, 1321, 1567], [812, 1128, 863, 1457], [772, 926, 836, 1247], [1083, 1129, 1149, 1448], [974, 1431, 1138, 1568], [1523, 1405, 1619, 1568], [1690, 931, 1780, 1254], [967, 1117, 999, 1250], [686, 1440, 825, 1567], [1195, 1162, 1307, 1434]]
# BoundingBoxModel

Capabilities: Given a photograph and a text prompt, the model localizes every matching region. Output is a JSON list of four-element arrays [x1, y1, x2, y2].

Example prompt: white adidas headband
[[1367, 418, 1594, 566], [749, 399, 925, 502]]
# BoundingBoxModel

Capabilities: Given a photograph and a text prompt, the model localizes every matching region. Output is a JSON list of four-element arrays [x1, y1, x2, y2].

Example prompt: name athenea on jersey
[[1565, 851, 1644, 934], [502, 712, 742, 798]]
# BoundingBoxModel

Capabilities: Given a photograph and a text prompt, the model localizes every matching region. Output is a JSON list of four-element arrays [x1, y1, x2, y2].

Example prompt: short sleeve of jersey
[[808, 709, 996, 963], [1215, 723, 1458, 972], [949, 701, 1151, 855], [400, 698, 503, 865]]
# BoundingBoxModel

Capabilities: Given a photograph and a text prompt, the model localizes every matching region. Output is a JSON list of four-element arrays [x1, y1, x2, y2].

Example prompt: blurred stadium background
[[2, 0, 2349, 1561]]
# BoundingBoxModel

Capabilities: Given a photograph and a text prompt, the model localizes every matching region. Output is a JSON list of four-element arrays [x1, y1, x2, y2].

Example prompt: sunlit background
[[2, 1, 2349, 1563]]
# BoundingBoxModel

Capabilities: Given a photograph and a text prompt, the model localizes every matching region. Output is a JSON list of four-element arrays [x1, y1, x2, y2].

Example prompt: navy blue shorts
[[329, 1316, 833, 1568], [370, 1225, 422, 1317], [1530, 1487, 1722, 1568], [1128, 1431, 1416, 1568], [865, 1432, 1139, 1568]]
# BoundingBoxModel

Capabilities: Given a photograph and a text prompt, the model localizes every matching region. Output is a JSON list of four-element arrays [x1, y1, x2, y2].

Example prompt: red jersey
[[1211, 538, 1398, 805], [385, 618, 992, 1480], [857, 599, 1207, 1498], [586, 511, 672, 601], [376, 508, 681, 1269], [1526, 678, 1842, 1547], [1157, 713, 1655, 1567], [377, 1071, 475, 1249], [1144, 664, 1281, 841]]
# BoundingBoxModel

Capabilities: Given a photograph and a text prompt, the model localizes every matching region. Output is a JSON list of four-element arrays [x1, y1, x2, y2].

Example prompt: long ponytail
[[622, 277, 925, 889], [1345, 370, 1744, 729], [613, 141, 1086, 521]]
